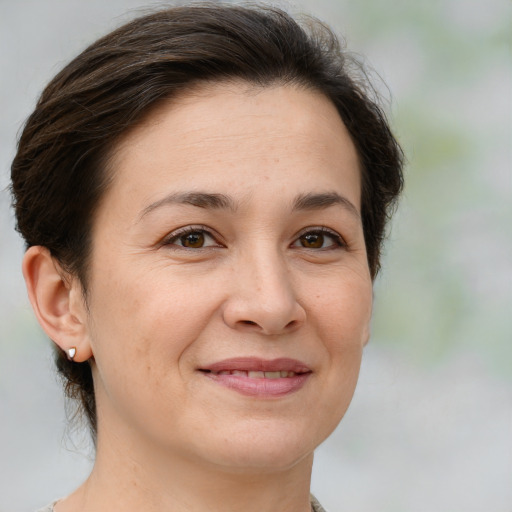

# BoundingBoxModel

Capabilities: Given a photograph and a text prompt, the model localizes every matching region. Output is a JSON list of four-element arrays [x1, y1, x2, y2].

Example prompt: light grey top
[[36, 504, 56, 512], [311, 494, 328, 511], [38, 495, 327, 511]]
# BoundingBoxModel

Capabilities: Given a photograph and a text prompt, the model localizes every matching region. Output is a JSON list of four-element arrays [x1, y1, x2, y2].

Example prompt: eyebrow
[[139, 190, 359, 221], [139, 192, 237, 220], [292, 192, 360, 219]]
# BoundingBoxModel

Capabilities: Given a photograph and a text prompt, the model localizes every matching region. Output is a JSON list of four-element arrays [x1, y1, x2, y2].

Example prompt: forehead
[[103, 82, 361, 217]]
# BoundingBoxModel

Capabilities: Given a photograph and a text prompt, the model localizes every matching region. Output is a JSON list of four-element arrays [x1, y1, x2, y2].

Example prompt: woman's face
[[83, 82, 372, 471]]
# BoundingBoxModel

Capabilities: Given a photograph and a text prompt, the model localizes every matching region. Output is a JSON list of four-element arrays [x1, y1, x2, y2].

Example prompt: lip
[[199, 357, 312, 398], [202, 357, 311, 374]]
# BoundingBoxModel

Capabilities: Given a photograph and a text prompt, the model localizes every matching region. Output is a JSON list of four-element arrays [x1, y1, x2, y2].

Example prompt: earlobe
[[22, 246, 93, 362]]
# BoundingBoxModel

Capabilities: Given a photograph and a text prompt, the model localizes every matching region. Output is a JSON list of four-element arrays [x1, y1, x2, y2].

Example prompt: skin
[[23, 82, 373, 512]]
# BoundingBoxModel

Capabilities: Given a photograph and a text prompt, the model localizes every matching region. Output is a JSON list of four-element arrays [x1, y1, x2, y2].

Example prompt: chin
[[211, 444, 313, 474], [190, 417, 332, 473]]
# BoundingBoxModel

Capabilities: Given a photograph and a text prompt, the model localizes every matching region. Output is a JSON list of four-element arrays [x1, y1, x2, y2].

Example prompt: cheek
[[90, 257, 202, 333], [310, 269, 373, 342], [86, 263, 225, 385], [86, 272, 217, 429], [307, 271, 371, 418]]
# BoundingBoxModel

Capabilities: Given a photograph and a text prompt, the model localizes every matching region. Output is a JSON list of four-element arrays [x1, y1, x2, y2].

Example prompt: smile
[[210, 370, 300, 378], [200, 357, 312, 397]]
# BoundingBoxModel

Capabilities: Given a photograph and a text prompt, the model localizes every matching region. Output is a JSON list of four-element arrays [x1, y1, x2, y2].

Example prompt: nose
[[222, 249, 306, 336]]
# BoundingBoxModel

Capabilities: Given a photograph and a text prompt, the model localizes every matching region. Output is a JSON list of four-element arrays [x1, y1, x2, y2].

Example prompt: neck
[[58, 422, 314, 512]]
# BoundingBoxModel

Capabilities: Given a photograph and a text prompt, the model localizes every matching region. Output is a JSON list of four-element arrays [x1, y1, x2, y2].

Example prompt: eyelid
[[292, 226, 347, 249], [159, 224, 345, 250], [161, 225, 223, 248]]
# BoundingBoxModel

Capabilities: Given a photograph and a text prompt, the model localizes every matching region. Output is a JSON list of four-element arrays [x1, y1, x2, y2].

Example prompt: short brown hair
[[11, 3, 403, 439]]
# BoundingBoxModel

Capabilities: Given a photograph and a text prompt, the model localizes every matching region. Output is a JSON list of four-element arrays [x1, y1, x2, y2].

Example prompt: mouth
[[205, 369, 302, 378], [199, 357, 312, 397]]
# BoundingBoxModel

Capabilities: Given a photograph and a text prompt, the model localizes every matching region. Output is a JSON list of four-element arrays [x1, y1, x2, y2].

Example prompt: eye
[[292, 228, 345, 250], [163, 226, 220, 249]]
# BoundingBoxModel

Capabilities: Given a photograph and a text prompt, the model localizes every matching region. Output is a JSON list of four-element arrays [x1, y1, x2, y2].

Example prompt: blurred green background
[[0, 1, 510, 511]]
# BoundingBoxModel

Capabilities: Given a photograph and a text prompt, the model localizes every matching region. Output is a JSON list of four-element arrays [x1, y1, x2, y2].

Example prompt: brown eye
[[180, 231, 205, 248], [299, 232, 324, 248], [292, 228, 344, 250], [164, 227, 220, 250]]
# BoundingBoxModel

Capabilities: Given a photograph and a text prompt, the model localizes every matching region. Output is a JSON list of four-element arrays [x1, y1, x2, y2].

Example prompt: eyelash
[[161, 225, 221, 249], [161, 225, 346, 250], [292, 227, 346, 250]]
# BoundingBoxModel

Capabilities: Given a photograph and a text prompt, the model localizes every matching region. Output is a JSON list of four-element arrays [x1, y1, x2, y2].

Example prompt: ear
[[22, 246, 93, 362]]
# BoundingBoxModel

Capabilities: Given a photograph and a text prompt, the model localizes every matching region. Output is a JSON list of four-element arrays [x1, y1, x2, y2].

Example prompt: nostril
[[241, 320, 257, 326]]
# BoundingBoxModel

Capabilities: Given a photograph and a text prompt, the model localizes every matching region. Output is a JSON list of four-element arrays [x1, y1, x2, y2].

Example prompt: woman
[[11, 3, 403, 511]]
